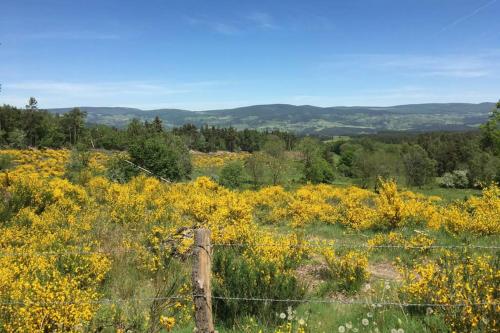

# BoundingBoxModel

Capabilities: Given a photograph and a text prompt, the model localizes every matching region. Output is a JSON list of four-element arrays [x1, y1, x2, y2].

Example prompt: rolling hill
[[48, 102, 496, 135]]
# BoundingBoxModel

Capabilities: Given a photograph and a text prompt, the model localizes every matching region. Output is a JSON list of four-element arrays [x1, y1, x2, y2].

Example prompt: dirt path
[[368, 261, 401, 281]]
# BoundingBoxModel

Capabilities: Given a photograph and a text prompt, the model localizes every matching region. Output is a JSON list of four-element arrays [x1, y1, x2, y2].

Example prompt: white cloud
[[185, 12, 278, 35], [0, 80, 232, 109], [7, 31, 121, 40], [247, 12, 278, 30], [289, 87, 498, 107], [185, 16, 241, 35], [5, 81, 189, 97], [440, 0, 498, 33], [318, 52, 499, 78]]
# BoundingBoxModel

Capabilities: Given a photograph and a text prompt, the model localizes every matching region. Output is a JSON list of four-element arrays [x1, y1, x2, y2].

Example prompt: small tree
[[65, 145, 92, 183], [467, 151, 500, 187], [352, 150, 402, 189], [25, 97, 38, 110], [60, 108, 87, 145], [151, 116, 164, 133], [480, 101, 500, 156], [297, 137, 335, 184], [262, 136, 288, 185], [0, 154, 13, 171], [105, 154, 139, 183], [128, 134, 192, 181], [7, 129, 27, 148], [244, 152, 267, 188], [401, 144, 436, 187], [218, 161, 245, 189]]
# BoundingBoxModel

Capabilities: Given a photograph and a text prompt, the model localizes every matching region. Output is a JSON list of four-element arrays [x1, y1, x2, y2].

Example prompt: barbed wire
[[0, 247, 181, 257], [212, 243, 500, 250], [0, 295, 497, 308], [123, 159, 171, 183], [210, 296, 499, 308], [1, 242, 498, 257], [0, 295, 191, 306]]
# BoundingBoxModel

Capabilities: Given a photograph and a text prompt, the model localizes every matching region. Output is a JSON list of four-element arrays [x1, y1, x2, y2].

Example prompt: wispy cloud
[[378, 54, 493, 78], [440, 0, 497, 33], [185, 16, 241, 35], [6, 81, 189, 97], [7, 31, 121, 40], [289, 86, 498, 107], [318, 52, 499, 78], [246, 12, 278, 30], [185, 12, 278, 35], [1, 80, 233, 109]]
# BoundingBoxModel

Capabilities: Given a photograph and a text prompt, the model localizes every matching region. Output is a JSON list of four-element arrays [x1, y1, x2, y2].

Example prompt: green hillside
[[49, 102, 495, 135]]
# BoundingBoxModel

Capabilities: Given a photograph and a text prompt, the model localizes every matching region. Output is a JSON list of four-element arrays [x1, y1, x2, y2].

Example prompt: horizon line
[[37, 100, 498, 112]]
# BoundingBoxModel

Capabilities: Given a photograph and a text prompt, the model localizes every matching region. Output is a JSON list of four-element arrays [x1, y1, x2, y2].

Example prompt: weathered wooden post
[[192, 228, 215, 333]]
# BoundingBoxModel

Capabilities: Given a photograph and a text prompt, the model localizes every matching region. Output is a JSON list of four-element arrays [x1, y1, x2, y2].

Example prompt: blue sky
[[1, 0, 499, 110]]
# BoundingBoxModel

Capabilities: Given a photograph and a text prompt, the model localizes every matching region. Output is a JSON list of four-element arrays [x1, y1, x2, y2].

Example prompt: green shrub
[[439, 170, 469, 188], [64, 146, 91, 183], [303, 156, 335, 184], [218, 161, 245, 188], [105, 155, 139, 183], [212, 249, 305, 326], [0, 154, 13, 171], [128, 134, 192, 181]]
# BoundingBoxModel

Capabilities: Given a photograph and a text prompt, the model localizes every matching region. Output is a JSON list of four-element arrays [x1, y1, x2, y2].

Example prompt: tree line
[[331, 101, 500, 189], [1, 98, 499, 188], [0, 98, 297, 152]]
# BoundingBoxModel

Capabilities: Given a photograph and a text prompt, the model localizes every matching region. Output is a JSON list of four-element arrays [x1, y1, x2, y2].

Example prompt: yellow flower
[[159, 316, 176, 331]]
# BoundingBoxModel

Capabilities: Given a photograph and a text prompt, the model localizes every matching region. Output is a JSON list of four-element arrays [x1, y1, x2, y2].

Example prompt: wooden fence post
[[192, 228, 215, 333]]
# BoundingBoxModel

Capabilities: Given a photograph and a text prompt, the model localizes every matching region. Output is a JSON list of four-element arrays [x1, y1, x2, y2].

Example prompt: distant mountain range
[[48, 102, 496, 135]]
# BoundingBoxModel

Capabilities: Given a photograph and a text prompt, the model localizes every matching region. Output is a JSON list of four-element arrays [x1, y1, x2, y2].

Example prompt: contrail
[[440, 0, 497, 32]]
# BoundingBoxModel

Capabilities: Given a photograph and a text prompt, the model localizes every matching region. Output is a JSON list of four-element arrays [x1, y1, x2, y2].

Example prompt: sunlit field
[[0, 149, 498, 332]]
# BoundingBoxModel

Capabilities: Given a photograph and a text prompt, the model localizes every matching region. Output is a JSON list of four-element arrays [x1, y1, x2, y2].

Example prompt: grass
[[144, 158, 493, 332], [171, 303, 442, 333], [410, 186, 481, 202], [192, 152, 485, 204]]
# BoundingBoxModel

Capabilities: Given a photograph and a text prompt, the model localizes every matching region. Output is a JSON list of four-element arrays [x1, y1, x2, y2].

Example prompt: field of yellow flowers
[[0, 149, 498, 333], [191, 151, 250, 169]]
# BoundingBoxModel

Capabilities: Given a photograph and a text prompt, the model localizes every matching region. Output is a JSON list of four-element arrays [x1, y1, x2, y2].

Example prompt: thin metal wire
[[123, 159, 171, 183], [0, 295, 192, 306], [0, 250, 109, 257], [212, 243, 500, 250], [0, 244, 192, 257], [210, 296, 499, 308], [1, 295, 497, 308], [2, 242, 498, 257]]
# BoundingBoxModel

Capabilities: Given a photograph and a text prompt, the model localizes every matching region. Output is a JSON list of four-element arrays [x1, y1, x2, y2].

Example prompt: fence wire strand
[[210, 296, 499, 308], [0, 295, 192, 307], [1, 242, 499, 257], [123, 159, 171, 183], [1, 295, 497, 308], [212, 243, 500, 250], [2, 237, 498, 309]]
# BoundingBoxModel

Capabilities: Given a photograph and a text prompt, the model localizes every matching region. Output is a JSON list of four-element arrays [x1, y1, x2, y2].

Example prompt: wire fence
[[212, 243, 500, 250], [2, 241, 499, 257], [2, 151, 499, 329], [123, 159, 171, 183], [1, 295, 498, 308], [2, 239, 499, 309]]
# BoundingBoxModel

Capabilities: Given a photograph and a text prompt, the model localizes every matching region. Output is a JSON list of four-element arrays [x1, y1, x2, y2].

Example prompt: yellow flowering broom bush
[[400, 250, 499, 332], [0, 176, 110, 332], [441, 183, 500, 235], [192, 151, 250, 168], [0, 149, 499, 332], [319, 248, 370, 292], [367, 231, 435, 253]]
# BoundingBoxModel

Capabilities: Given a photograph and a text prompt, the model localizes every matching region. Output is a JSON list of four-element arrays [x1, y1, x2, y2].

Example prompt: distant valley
[[48, 102, 496, 135]]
